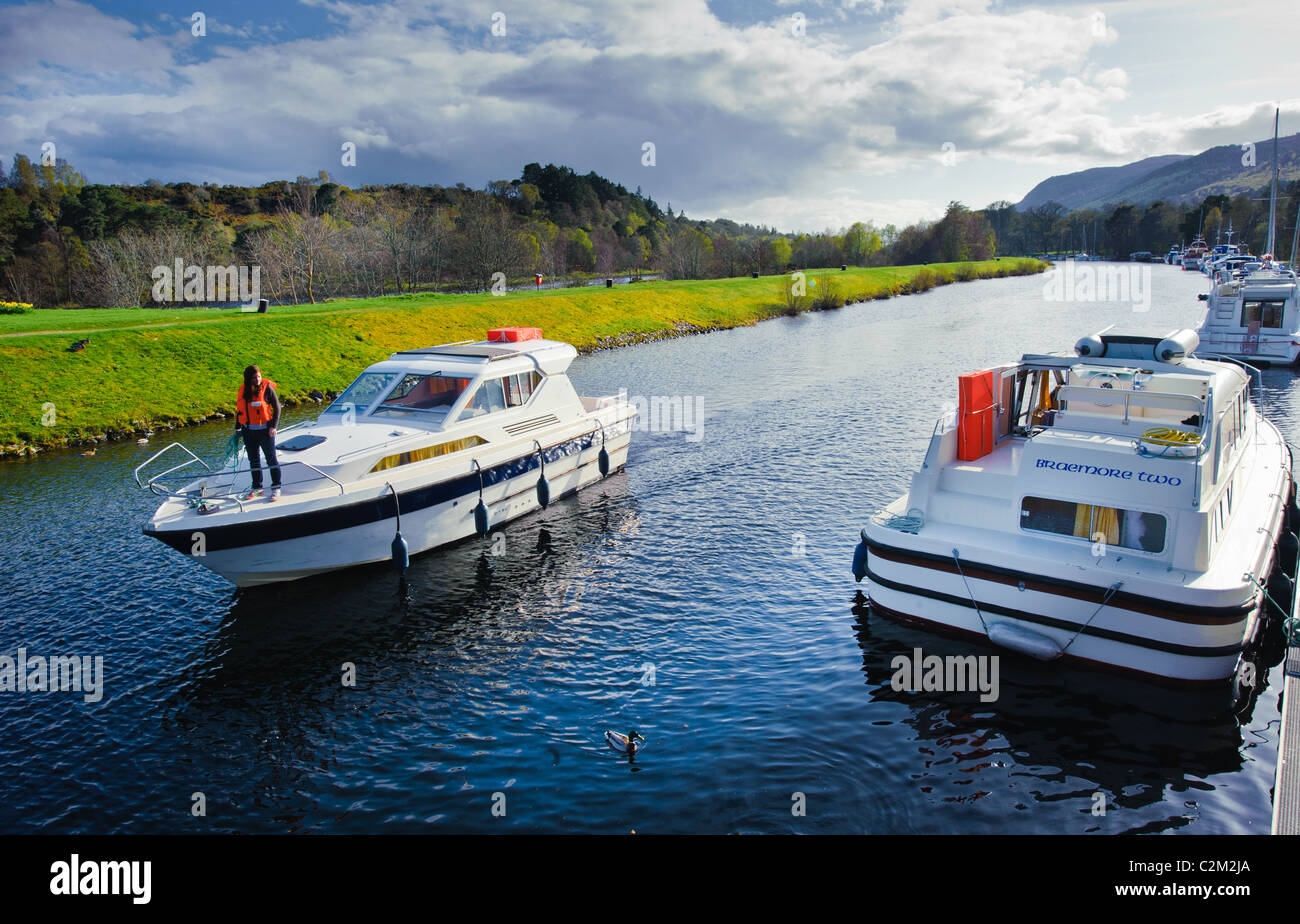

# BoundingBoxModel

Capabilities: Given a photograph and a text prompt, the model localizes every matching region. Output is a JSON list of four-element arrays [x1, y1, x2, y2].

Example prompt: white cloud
[[1, 0, 1296, 229]]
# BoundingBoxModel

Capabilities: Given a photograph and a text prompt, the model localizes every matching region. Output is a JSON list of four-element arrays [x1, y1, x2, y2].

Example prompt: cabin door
[[1243, 319, 1260, 355], [991, 364, 1017, 444]]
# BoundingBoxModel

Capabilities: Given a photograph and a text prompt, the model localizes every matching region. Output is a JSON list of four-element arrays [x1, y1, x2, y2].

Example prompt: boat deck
[[1274, 643, 1300, 834]]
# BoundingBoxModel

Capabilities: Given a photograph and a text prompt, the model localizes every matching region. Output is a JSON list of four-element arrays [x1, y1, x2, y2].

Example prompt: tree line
[[1, 154, 1004, 309], [987, 182, 1300, 259]]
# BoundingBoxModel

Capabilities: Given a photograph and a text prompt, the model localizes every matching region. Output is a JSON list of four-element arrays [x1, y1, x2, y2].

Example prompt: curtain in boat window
[[369, 435, 487, 472], [1072, 503, 1091, 539], [1093, 506, 1120, 545], [1027, 497, 1163, 553], [1071, 504, 1121, 545]]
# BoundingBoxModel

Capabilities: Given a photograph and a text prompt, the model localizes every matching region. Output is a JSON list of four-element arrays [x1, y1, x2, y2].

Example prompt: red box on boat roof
[[487, 326, 543, 343]]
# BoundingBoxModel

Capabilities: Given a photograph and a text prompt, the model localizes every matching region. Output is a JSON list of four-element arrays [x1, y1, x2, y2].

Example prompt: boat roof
[[392, 337, 565, 359], [379, 337, 578, 376], [1020, 331, 1248, 388]]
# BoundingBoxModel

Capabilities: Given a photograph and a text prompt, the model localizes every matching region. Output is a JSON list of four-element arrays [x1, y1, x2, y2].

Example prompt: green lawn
[[0, 259, 1046, 454]]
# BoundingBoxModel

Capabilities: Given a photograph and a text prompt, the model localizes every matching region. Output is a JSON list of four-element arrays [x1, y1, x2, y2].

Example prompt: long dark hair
[[243, 364, 261, 397]]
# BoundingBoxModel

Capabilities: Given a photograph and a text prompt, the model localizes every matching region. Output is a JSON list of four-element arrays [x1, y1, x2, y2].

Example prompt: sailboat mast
[[1267, 107, 1280, 257], [1290, 206, 1300, 266]]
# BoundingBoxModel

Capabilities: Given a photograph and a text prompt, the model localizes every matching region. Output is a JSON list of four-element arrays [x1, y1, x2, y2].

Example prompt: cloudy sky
[[2, 0, 1297, 230]]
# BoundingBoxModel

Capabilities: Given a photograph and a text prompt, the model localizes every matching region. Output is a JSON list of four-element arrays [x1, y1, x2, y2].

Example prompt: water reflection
[[1, 269, 1292, 833], [851, 589, 1287, 832]]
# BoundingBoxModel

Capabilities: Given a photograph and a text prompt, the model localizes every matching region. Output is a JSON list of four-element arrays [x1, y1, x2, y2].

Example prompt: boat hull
[[146, 431, 631, 587], [861, 534, 1262, 685], [860, 414, 1291, 686]]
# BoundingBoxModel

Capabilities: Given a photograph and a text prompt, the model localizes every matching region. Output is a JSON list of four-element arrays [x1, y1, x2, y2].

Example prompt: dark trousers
[[242, 427, 281, 488]]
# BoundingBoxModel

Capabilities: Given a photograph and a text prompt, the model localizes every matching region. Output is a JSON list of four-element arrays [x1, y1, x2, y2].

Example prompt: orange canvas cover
[[957, 369, 995, 461]]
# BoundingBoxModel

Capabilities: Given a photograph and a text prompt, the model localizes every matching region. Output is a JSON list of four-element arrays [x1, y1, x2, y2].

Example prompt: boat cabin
[[909, 330, 1254, 573], [261, 328, 594, 485], [1197, 267, 1300, 361]]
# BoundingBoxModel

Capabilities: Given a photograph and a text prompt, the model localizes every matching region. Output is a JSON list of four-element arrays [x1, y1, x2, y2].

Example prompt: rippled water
[[1, 265, 1295, 833]]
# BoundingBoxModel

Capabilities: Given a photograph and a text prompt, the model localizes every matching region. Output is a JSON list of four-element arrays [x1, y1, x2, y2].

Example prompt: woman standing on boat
[[236, 364, 282, 501]]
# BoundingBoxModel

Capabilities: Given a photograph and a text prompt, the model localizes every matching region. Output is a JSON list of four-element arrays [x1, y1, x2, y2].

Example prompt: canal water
[[1, 265, 1293, 833]]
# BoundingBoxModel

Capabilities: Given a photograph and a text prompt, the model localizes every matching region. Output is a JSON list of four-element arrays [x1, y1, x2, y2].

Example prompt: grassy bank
[[0, 258, 1046, 456]]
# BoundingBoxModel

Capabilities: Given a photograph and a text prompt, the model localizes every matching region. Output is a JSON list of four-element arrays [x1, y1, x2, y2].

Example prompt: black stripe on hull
[[864, 535, 1253, 626], [866, 599, 1232, 690], [864, 564, 1245, 658], [146, 430, 607, 553]]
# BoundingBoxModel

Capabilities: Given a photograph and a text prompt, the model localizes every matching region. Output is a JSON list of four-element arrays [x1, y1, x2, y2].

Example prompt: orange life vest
[[236, 378, 278, 426]]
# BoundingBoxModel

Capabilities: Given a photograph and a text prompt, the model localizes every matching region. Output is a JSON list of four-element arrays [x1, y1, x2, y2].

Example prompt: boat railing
[[1053, 385, 1205, 429], [134, 442, 346, 513], [330, 431, 427, 462]]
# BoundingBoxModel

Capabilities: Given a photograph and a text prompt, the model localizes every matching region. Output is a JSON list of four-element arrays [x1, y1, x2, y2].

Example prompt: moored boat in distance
[[852, 328, 1292, 686], [1182, 236, 1209, 270], [1194, 257, 1300, 365], [137, 329, 637, 586]]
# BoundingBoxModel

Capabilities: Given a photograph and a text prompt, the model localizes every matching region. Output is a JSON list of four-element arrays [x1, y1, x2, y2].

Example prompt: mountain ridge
[[1017, 133, 1300, 211]]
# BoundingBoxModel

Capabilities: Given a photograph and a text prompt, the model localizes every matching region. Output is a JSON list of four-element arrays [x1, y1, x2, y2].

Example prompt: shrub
[[909, 268, 936, 292], [779, 274, 810, 315], [811, 274, 843, 310]]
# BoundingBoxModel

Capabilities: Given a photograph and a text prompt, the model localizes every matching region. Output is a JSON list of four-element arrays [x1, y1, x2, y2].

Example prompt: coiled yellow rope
[[1139, 427, 1199, 446], [1136, 427, 1200, 458]]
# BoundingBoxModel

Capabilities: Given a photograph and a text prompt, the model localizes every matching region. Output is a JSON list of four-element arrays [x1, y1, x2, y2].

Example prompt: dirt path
[[0, 307, 376, 338]]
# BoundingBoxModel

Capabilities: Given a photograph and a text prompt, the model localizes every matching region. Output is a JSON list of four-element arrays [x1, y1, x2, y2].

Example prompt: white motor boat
[[853, 328, 1293, 686], [137, 329, 637, 586], [1182, 237, 1209, 270], [1194, 262, 1300, 365]]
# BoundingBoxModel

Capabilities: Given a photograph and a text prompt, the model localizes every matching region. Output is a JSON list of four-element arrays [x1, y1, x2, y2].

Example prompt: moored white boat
[[1194, 260, 1300, 365], [137, 329, 637, 586], [1182, 237, 1209, 270], [852, 328, 1293, 686]]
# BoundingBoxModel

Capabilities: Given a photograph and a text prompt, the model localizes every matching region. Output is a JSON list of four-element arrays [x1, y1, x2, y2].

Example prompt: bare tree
[[454, 197, 526, 290]]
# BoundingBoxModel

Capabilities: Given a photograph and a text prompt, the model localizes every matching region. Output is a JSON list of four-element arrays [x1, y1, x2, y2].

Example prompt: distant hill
[[1017, 133, 1300, 211], [1017, 155, 1188, 211]]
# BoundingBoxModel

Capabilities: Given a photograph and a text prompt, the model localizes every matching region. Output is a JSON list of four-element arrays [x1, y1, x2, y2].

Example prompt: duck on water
[[853, 328, 1294, 687]]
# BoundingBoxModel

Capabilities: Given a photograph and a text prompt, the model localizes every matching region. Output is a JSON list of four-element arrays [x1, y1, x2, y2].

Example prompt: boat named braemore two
[[853, 328, 1293, 686], [137, 328, 637, 586]]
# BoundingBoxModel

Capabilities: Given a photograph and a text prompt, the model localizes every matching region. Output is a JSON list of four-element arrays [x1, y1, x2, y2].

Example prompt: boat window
[[369, 435, 488, 472], [372, 373, 472, 421], [504, 371, 542, 407], [458, 377, 507, 420], [323, 372, 403, 416], [1241, 299, 1286, 328], [1020, 496, 1166, 553]]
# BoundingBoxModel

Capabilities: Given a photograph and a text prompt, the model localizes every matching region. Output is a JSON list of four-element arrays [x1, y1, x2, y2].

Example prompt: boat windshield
[[372, 373, 472, 422], [322, 372, 403, 416]]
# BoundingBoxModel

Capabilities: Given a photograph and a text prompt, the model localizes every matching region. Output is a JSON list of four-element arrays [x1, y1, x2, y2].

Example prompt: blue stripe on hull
[[146, 431, 604, 553]]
